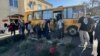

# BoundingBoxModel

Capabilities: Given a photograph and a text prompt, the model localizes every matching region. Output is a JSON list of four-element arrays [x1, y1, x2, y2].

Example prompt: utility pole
[[84, 6, 87, 17], [83, 2, 88, 16]]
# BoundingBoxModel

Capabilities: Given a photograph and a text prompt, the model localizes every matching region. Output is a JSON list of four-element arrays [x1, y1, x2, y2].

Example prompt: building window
[[14, 0, 18, 8], [9, 0, 18, 8], [38, 4, 42, 10], [28, 1, 34, 9], [9, 0, 13, 6]]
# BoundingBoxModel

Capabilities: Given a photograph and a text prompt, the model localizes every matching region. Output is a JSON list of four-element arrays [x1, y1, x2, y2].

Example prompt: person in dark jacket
[[25, 22, 28, 33], [43, 20, 51, 40], [49, 19, 57, 39], [19, 20, 25, 38], [35, 24, 42, 40], [95, 20, 100, 56], [78, 14, 94, 48], [88, 18, 95, 46], [15, 20, 19, 30]]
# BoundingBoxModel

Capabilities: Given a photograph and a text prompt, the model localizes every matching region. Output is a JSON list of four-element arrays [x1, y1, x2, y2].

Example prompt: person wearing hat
[[78, 14, 95, 48]]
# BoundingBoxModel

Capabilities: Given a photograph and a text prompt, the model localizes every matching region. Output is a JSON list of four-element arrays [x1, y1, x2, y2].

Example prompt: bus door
[[53, 11, 63, 21]]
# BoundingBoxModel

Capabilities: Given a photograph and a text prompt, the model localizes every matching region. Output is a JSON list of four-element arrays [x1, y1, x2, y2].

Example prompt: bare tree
[[90, 0, 100, 15], [89, 0, 100, 7], [82, 0, 100, 16]]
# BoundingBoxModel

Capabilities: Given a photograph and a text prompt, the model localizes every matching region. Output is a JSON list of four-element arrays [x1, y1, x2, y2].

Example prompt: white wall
[[0, 0, 19, 27], [0, 0, 9, 26]]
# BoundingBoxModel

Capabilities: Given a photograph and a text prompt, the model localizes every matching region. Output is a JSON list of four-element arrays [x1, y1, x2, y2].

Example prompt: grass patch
[[0, 46, 9, 53]]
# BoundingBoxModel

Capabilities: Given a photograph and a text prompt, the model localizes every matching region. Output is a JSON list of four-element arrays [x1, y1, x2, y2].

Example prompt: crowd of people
[[31, 18, 64, 41], [4, 17, 64, 41], [6, 20, 25, 37]]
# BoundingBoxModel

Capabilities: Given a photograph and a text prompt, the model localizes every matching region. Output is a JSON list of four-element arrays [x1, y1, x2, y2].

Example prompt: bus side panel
[[31, 20, 45, 26], [24, 13, 28, 23], [64, 19, 80, 32]]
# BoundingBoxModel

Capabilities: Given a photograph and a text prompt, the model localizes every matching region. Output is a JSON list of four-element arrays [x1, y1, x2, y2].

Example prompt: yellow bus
[[24, 5, 84, 36]]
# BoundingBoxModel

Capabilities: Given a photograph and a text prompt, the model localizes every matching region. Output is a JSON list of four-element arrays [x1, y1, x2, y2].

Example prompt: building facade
[[19, 0, 52, 14], [0, 0, 52, 25]]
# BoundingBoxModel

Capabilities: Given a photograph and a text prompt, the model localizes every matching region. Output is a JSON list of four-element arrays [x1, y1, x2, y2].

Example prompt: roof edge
[[38, 0, 53, 6]]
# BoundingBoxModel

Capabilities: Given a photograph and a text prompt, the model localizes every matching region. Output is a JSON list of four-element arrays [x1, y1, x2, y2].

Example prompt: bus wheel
[[67, 26, 78, 36]]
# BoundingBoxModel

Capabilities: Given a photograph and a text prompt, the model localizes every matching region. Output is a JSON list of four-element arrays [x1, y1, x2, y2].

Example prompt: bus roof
[[25, 5, 84, 13]]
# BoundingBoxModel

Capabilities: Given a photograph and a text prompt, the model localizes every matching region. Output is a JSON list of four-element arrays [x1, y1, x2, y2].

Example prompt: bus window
[[43, 10, 53, 20], [73, 8, 80, 18], [34, 11, 42, 19], [64, 8, 68, 19], [28, 14, 32, 21], [68, 8, 73, 18], [64, 8, 79, 19]]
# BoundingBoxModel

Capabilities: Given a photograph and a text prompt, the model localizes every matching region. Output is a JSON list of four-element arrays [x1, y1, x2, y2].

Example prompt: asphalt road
[[71, 37, 98, 56]]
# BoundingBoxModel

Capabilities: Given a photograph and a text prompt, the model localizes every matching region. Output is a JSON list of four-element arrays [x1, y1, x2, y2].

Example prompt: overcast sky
[[47, 0, 89, 7]]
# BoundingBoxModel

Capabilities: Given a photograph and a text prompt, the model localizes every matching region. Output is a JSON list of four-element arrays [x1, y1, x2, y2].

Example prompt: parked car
[[91, 16, 100, 21]]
